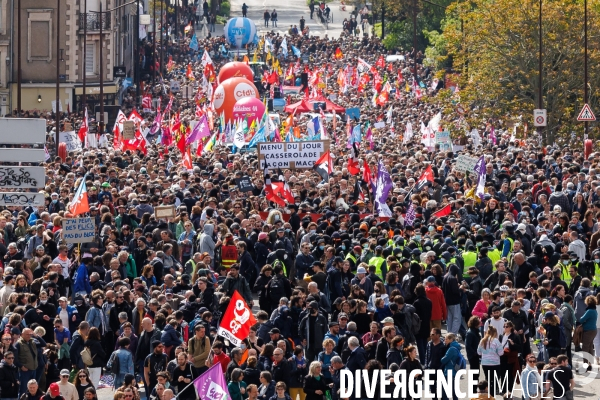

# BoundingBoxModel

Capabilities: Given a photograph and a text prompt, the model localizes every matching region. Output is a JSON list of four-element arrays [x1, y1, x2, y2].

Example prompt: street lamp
[[55, 0, 60, 154], [537, 0, 544, 143]]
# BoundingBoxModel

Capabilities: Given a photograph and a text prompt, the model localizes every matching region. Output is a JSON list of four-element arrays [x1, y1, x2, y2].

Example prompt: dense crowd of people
[[0, 2, 593, 400]]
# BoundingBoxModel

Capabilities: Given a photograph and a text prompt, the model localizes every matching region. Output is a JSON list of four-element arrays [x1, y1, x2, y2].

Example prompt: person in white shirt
[[483, 306, 506, 333]]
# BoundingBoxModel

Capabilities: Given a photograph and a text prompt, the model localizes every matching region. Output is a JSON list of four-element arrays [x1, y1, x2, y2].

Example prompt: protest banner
[[236, 176, 254, 192], [436, 130, 453, 152], [59, 131, 83, 152], [0, 166, 45, 189], [0, 192, 45, 206], [63, 217, 96, 243], [123, 121, 136, 140], [454, 155, 479, 173], [0, 118, 46, 144], [257, 141, 330, 169]]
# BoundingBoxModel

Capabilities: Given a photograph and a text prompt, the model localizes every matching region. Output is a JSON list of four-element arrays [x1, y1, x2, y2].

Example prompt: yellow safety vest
[[462, 251, 477, 278], [345, 252, 357, 265], [488, 249, 501, 269], [368, 256, 385, 278], [592, 262, 600, 286]]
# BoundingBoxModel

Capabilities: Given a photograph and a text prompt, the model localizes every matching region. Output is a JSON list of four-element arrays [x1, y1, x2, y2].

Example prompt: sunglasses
[[61, 375, 69, 378]]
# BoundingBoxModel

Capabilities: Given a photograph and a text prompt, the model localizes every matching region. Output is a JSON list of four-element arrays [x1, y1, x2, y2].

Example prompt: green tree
[[438, 0, 600, 142]]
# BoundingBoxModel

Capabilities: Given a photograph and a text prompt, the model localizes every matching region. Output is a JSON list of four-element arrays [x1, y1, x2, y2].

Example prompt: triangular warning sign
[[577, 103, 596, 121]]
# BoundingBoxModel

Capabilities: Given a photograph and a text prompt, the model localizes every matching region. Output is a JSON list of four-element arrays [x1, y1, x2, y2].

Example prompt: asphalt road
[[228, 0, 354, 39]]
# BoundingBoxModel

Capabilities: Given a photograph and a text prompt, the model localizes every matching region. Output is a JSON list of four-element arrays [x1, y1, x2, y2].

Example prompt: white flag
[[403, 122, 413, 144]]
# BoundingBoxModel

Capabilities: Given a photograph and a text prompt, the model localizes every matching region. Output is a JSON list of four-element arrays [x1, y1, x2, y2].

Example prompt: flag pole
[[174, 360, 218, 399]]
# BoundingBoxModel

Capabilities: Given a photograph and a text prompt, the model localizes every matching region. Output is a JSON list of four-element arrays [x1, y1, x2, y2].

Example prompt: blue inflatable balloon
[[224, 17, 258, 49]]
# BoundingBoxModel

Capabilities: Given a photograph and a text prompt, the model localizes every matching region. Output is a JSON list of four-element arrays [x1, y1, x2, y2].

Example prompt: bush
[[220, 1, 230, 16]]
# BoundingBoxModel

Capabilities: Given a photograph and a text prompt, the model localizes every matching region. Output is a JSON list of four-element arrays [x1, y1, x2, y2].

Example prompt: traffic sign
[[533, 109, 547, 127], [577, 103, 596, 121]]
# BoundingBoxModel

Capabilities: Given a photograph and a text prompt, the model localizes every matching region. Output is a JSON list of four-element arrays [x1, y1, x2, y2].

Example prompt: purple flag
[[474, 155, 486, 199], [186, 115, 211, 145], [375, 160, 393, 216], [149, 111, 162, 136], [193, 363, 230, 400], [404, 203, 416, 227]]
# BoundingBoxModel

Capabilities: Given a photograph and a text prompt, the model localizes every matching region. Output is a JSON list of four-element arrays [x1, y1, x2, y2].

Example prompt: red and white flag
[[69, 179, 90, 216], [78, 108, 88, 142], [142, 95, 152, 112], [217, 290, 257, 346]]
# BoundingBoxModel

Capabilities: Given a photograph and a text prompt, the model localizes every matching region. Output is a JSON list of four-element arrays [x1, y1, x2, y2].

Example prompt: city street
[[228, 0, 352, 38]]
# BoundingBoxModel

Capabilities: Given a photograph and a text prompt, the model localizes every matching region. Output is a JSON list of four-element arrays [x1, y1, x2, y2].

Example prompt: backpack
[[80, 346, 95, 367], [401, 274, 414, 303], [109, 350, 121, 375], [268, 275, 286, 303], [411, 312, 421, 334], [558, 321, 567, 349], [454, 350, 467, 371], [188, 316, 202, 337]]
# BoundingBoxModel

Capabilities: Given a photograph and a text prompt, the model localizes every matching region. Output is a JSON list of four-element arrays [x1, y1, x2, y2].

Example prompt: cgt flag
[[432, 204, 452, 218], [217, 290, 256, 346], [193, 363, 231, 400]]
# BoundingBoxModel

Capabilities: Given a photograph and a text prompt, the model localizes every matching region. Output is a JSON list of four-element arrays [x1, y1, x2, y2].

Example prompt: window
[[85, 42, 95, 75], [27, 9, 52, 62]]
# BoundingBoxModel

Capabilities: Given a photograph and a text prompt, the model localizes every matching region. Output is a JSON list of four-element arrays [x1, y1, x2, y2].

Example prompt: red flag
[[313, 151, 333, 180], [432, 204, 452, 218], [348, 143, 360, 175], [415, 165, 434, 190], [217, 290, 257, 346], [177, 128, 187, 154], [142, 95, 152, 110], [376, 55, 385, 68], [283, 183, 295, 203], [335, 48, 344, 59], [267, 71, 279, 85], [186, 63, 195, 80], [363, 160, 373, 187], [267, 182, 287, 207], [78, 108, 88, 141], [69, 179, 90, 216], [182, 147, 193, 170]]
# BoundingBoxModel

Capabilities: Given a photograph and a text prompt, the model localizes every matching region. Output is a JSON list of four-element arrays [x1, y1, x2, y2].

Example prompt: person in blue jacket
[[160, 320, 182, 357], [73, 254, 93, 297], [440, 333, 462, 400]]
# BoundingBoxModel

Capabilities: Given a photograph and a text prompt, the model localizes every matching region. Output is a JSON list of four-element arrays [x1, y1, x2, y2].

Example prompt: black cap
[[309, 301, 319, 310]]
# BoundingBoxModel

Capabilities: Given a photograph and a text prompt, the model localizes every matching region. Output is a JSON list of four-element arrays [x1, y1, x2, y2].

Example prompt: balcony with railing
[[79, 12, 111, 32]]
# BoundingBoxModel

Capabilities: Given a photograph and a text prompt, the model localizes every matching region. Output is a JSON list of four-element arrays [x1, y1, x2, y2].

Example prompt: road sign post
[[533, 109, 547, 127], [577, 103, 596, 121]]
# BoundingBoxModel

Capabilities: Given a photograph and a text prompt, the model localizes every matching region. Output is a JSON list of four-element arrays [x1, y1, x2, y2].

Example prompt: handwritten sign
[[436, 130, 452, 152], [257, 141, 330, 169], [154, 205, 176, 219], [123, 121, 136, 140], [236, 176, 254, 192], [63, 217, 96, 243], [0, 192, 45, 206], [59, 131, 83, 152], [373, 122, 385, 129], [455, 154, 479, 173], [0, 166, 45, 189]]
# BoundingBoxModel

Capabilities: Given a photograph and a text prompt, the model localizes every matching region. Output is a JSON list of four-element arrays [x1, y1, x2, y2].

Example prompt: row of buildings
[[0, 0, 155, 117]]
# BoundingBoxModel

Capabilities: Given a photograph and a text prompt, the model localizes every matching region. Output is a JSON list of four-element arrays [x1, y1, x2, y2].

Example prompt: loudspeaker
[[273, 87, 281, 99], [301, 73, 308, 86], [267, 99, 274, 112]]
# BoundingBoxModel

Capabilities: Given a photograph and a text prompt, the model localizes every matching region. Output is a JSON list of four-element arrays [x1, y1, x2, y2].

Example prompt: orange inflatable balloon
[[218, 62, 254, 84], [213, 77, 260, 123]]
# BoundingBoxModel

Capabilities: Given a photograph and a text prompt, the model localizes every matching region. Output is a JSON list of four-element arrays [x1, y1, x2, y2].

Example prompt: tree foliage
[[437, 0, 600, 142], [376, 0, 455, 51]]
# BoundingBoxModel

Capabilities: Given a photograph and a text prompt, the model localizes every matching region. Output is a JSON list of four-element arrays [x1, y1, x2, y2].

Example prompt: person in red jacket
[[425, 276, 447, 330]]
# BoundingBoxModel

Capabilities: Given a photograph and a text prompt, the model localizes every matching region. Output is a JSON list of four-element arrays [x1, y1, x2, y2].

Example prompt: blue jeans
[[446, 304, 461, 334], [19, 369, 35, 397]]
